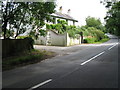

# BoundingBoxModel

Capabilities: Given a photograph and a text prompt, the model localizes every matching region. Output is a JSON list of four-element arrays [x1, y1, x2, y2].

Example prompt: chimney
[[67, 9, 71, 15], [59, 6, 63, 13]]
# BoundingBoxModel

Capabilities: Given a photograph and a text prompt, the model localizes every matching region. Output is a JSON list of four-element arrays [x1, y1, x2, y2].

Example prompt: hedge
[[2, 37, 34, 58]]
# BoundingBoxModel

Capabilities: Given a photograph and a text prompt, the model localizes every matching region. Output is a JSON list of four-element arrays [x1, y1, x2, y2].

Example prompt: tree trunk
[[3, 19, 8, 39]]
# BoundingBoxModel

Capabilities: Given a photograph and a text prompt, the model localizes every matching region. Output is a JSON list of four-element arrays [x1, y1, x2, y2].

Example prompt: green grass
[[84, 37, 110, 44], [2, 49, 56, 71], [93, 38, 110, 44]]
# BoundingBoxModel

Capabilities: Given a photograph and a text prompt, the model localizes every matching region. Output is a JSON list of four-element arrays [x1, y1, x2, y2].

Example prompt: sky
[[55, 0, 107, 26]]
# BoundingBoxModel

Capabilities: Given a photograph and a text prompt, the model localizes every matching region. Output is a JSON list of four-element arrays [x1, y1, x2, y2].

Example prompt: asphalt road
[[2, 34, 119, 89]]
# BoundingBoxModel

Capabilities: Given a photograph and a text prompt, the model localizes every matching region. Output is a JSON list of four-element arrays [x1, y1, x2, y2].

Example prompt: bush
[[93, 30, 104, 41], [83, 38, 96, 43]]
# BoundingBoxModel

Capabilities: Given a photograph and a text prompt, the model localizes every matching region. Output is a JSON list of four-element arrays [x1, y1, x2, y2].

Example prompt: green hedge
[[2, 37, 34, 58]]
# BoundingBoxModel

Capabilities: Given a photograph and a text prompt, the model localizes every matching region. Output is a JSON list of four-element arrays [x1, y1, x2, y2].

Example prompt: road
[[2, 34, 119, 89]]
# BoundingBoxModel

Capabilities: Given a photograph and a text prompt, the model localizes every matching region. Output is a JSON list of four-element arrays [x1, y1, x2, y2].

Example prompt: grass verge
[[2, 49, 56, 71], [84, 38, 110, 44], [93, 38, 110, 44]]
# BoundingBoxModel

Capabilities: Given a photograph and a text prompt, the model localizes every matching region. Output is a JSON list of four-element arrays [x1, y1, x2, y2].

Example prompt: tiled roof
[[51, 12, 78, 22]]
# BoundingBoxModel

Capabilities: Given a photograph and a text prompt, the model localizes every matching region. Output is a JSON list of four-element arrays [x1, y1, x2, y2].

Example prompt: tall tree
[[104, 1, 120, 36], [2, 0, 56, 39], [85, 16, 104, 31]]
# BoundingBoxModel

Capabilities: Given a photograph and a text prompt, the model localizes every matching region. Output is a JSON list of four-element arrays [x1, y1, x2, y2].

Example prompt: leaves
[[105, 1, 120, 36], [2, 1, 56, 39], [85, 16, 103, 30]]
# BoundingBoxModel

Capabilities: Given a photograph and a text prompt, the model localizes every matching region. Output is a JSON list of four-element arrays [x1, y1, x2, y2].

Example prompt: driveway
[[34, 44, 103, 57], [34, 33, 119, 57]]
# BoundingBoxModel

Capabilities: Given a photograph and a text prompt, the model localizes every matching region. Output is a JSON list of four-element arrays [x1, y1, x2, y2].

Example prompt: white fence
[[34, 30, 81, 46]]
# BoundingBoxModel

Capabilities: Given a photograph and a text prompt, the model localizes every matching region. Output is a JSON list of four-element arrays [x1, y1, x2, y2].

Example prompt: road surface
[[2, 34, 119, 89]]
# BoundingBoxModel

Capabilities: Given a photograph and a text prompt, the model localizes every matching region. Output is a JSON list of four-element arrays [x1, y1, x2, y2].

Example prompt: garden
[[45, 18, 109, 44]]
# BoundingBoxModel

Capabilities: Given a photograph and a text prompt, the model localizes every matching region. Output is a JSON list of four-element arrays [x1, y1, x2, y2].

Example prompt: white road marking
[[108, 44, 117, 50], [28, 79, 52, 90], [80, 51, 105, 65]]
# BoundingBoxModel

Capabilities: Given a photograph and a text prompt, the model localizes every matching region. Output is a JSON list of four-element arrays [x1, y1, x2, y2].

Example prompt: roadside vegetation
[[2, 49, 56, 71], [2, 1, 115, 71], [46, 17, 109, 44], [2, 1, 56, 71], [102, 1, 120, 36]]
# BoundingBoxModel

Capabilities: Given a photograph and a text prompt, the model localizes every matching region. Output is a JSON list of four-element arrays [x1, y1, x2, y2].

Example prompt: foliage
[[77, 26, 108, 43], [6, 29, 14, 38], [67, 25, 79, 38], [2, 1, 56, 39], [83, 38, 96, 43], [85, 16, 105, 31], [17, 36, 29, 39], [104, 1, 120, 36], [84, 37, 109, 44], [46, 19, 80, 38]]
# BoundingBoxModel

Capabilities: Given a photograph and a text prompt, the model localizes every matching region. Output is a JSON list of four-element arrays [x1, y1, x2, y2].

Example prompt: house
[[48, 6, 78, 25], [34, 7, 81, 46], [50, 10, 78, 25]]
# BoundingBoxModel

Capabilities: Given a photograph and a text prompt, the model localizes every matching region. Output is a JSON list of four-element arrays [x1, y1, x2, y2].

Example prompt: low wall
[[49, 30, 67, 46], [34, 30, 81, 46], [2, 38, 34, 58], [66, 33, 81, 46]]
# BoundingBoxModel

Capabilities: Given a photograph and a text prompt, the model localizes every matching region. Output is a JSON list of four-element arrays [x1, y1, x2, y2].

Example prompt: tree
[[104, 1, 120, 36], [2, 0, 56, 39], [85, 16, 104, 31]]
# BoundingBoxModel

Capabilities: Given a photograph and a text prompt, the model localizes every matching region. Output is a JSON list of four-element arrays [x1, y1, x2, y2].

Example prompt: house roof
[[51, 12, 78, 22]]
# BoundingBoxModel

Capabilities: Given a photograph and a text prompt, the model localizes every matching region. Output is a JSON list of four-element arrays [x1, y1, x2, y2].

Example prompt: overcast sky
[[55, 0, 107, 26]]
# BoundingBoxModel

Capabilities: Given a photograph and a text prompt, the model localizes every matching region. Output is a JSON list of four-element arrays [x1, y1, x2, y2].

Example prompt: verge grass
[[2, 49, 56, 71]]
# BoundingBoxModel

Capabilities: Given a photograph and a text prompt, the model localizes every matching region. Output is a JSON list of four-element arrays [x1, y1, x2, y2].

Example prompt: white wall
[[49, 30, 67, 46], [66, 33, 81, 46], [34, 30, 81, 46]]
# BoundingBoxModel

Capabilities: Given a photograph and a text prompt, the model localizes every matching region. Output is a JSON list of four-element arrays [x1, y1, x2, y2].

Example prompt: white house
[[50, 6, 78, 25], [34, 7, 81, 46]]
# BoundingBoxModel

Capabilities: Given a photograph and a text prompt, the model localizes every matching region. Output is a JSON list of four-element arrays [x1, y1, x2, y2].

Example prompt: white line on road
[[108, 44, 117, 50], [28, 79, 52, 90], [80, 51, 105, 65]]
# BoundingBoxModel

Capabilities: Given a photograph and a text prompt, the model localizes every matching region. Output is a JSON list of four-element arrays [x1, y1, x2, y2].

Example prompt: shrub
[[17, 36, 29, 39], [46, 24, 52, 29], [93, 30, 104, 41], [83, 38, 96, 43]]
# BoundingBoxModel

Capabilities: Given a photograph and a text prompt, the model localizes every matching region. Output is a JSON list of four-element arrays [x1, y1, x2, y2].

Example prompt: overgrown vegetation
[[2, 49, 56, 71], [101, 0, 120, 36], [77, 16, 109, 43], [77, 26, 109, 44], [46, 18, 109, 44], [46, 19, 80, 38]]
